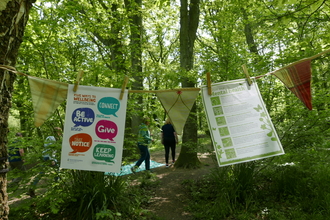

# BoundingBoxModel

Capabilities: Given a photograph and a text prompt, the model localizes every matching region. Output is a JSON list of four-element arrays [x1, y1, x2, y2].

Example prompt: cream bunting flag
[[157, 89, 200, 135], [28, 76, 68, 127]]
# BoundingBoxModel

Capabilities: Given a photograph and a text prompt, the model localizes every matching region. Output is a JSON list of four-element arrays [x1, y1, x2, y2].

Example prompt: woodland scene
[[1, 0, 330, 219]]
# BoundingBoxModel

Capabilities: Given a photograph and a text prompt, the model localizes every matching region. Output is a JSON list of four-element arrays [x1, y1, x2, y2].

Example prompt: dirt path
[[147, 148, 217, 220]]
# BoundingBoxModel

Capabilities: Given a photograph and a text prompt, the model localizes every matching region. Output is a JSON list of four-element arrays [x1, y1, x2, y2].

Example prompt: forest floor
[[144, 146, 218, 220], [8, 145, 218, 220]]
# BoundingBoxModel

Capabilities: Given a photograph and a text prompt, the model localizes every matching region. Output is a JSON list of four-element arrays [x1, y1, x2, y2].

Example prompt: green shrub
[[9, 168, 159, 220], [183, 162, 259, 219], [184, 147, 330, 219]]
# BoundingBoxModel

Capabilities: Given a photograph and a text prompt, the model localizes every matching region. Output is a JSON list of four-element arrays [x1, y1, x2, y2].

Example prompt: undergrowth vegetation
[[183, 146, 330, 219], [9, 166, 160, 220], [7, 123, 330, 219]]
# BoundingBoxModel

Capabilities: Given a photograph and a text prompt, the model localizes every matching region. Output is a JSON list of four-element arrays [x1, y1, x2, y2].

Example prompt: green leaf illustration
[[217, 149, 224, 158], [254, 104, 262, 112]]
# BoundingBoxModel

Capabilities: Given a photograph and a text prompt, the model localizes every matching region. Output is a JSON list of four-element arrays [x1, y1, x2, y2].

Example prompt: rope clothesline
[[129, 88, 200, 93], [0, 65, 200, 93], [255, 48, 330, 79], [0, 65, 27, 76], [1, 48, 330, 90]]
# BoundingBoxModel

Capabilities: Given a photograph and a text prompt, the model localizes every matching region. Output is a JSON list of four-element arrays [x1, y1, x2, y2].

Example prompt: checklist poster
[[201, 79, 284, 167]]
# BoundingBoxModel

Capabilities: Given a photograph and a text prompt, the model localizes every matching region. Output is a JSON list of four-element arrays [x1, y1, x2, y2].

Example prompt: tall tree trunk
[[123, 0, 143, 157], [125, 0, 143, 128], [176, 0, 201, 168], [0, 0, 35, 218], [91, 2, 127, 75], [241, 7, 259, 56]]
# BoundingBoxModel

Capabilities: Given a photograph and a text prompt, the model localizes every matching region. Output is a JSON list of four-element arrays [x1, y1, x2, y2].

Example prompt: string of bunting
[[1, 48, 330, 127], [0, 65, 201, 94], [1, 48, 329, 82], [0, 66, 201, 130], [2, 48, 329, 93]]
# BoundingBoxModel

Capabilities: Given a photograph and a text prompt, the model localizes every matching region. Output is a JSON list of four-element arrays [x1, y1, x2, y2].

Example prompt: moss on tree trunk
[[0, 0, 35, 218]]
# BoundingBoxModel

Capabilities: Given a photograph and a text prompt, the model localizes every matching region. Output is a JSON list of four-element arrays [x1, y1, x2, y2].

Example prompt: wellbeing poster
[[60, 84, 128, 173], [201, 79, 284, 167]]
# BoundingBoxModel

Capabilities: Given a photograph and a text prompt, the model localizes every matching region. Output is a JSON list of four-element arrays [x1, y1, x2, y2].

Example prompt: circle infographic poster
[[60, 84, 128, 173]]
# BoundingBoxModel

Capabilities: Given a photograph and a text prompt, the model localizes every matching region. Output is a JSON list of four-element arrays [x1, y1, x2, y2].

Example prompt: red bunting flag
[[273, 60, 312, 110]]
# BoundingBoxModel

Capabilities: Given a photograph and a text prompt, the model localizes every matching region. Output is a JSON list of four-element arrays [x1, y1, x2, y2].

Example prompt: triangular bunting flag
[[28, 76, 68, 127], [156, 90, 200, 135], [273, 60, 312, 110]]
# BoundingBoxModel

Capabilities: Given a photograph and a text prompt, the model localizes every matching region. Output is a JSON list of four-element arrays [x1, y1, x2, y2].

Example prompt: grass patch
[[183, 147, 330, 219]]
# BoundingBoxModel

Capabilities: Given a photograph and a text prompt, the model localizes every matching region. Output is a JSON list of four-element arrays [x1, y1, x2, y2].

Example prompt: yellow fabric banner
[[28, 76, 68, 127], [156, 90, 200, 135]]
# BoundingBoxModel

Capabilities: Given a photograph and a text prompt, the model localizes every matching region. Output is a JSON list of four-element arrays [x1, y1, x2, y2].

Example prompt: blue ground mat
[[105, 160, 165, 176]]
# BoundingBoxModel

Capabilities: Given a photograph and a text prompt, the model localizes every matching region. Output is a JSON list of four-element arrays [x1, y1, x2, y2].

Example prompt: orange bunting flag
[[28, 76, 68, 127], [273, 60, 312, 110], [156, 90, 200, 135]]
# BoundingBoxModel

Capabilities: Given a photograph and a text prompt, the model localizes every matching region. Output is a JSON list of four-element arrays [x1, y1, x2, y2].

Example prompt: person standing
[[43, 127, 62, 166], [131, 117, 152, 173], [29, 127, 62, 197], [161, 118, 178, 167], [8, 132, 25, 184]]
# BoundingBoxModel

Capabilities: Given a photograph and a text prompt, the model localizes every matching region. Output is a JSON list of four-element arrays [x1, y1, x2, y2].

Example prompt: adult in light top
[[131, 117, 152, 173], [29, 127, 62, 197], [43, 127, 62, 165]]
